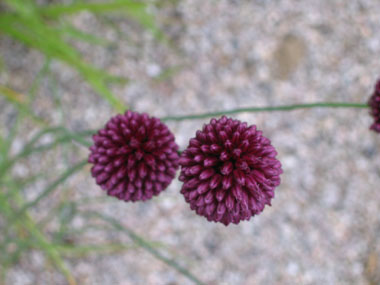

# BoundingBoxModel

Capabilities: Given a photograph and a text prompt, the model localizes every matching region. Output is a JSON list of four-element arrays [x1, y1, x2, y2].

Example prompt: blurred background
[[1, 0, 380, 284]]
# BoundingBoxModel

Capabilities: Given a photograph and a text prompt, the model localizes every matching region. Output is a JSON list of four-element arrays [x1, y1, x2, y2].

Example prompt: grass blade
[[0, 11, 127, 112], [0, 85, 46, 124], [61, 24, 112, 46], [83, 211, 206, 285], [1, 177, 76, 285], [0, 128, 93, 178], [39, 1, 147, 18], [20, 215, 77, 285], [17, 159, 88, 216]]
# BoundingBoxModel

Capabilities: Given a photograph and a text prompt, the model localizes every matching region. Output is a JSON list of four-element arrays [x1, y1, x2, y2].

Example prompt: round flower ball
[[369, 78, 380, 133], [179, 116, 282, 225], [88, 111, 179, 202]]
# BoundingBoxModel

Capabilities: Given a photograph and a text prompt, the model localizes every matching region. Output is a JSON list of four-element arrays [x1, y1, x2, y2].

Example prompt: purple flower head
[[88, 111, 179, 202], [179, 116, 282, 226], [369, 78, 380, 133]]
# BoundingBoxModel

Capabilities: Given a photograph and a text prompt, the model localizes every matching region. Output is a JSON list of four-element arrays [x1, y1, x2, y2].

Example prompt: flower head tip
[[179, 116, 282, 225], [88, 111, 179, 202], [369, 78, 380, 133]]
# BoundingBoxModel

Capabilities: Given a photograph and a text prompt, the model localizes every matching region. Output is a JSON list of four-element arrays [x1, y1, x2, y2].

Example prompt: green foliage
[[0, 0, 162, 112], [0, 2, 205, 284], [0, 83, 203, 285]]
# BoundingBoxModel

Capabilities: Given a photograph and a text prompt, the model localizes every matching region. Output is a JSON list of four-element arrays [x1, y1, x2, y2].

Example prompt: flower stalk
[[161, 102, 368, 122]]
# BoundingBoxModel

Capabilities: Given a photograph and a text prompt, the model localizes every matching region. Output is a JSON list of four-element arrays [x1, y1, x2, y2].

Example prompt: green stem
[[1, 181, 76, 285], [2, 159, 87, 245], [83, 211, 206, 285], [161, 102, 368, 122], [17, 160, 87, 216]]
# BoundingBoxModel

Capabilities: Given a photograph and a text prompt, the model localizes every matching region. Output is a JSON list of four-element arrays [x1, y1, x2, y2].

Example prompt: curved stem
[[84, 211, 206, 285], [161, 102, 368, 122]]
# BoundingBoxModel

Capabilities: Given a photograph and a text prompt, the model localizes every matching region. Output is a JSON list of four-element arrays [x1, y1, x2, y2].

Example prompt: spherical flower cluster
[[179, 116, 282, 225], [369, 78, 380, 133], [88, 111, 179, 202]]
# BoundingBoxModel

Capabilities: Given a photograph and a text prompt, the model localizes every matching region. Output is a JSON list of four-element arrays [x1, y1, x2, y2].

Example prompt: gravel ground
[[2, 0, 380, 284]]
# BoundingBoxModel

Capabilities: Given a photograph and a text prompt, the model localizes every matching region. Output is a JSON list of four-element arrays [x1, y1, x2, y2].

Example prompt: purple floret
[[179, 116, 283, 226], [88, 111, 179, 202], [369, 79, 380, 133]]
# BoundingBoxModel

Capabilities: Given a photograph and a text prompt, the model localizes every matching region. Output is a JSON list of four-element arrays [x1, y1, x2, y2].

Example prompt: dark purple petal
[[88, 111, 179, 202], [179, 116, 282, 226], [369, 78, 380, 133]]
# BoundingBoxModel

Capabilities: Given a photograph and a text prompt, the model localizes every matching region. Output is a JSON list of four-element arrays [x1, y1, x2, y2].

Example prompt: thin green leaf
[[58, 201, 77, 226], [1, 178, 76, 285], [17, 160, 87, 216], [83, 211, 206, 285], [20, 215, 76, 285], [38, 0, 165, 41], [0, 128, 93, 177], [0, 12, 127, 112], [61, 24, 113, 46], [56, 243, 134, 258], [161, 102, 369, 122], [0, 85, 46, 124], [0, 160, 88, 248], [38, 1, 147, 18]]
